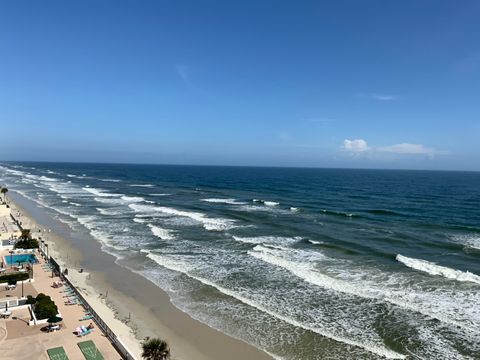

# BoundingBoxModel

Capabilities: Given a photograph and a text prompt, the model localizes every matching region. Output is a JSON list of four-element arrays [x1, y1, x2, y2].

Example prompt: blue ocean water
[[1, 162, 479, 359]]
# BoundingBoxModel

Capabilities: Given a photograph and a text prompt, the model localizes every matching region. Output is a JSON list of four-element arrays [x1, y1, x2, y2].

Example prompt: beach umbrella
[[47, 315, 63, 324]]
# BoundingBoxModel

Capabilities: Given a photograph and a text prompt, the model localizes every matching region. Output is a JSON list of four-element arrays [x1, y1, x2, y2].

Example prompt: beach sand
[[8, 192, 274, 360]]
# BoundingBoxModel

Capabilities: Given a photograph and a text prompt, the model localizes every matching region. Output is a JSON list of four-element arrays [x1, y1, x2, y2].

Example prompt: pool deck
[[0, 249, 123, 360]]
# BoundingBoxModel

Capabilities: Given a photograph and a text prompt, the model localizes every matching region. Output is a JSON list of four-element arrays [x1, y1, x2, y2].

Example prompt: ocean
[[1, 162, 479, 359]]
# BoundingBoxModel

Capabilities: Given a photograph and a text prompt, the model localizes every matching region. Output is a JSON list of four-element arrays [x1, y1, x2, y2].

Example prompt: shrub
[[35, 293, 51, 303], [14, 238, 39, 249], [33, 293, 58, 320], [0, 272, 29, 284], [26, 295, 36, 305]]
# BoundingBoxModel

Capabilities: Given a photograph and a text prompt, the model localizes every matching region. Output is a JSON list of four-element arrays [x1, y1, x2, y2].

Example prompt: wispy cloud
[[277, 131, 292, 142], [357, 93, 399, 101], [454, 50, 480, 73], [175, 64, 191, 86], [370, 93, 398, 101], [342, 139, 443, 158], [377, 143, 437, 156], [306, 117, 335, 124]]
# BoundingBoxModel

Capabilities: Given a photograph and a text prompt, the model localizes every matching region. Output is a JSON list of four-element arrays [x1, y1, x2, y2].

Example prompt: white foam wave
[[251, 246, 478, 331], [308, 240, 324, 245], [252, 199, 279, 207], [233, 236, 302, 246], [94, 197, 126, 205], [83, 187, 121, 197], [120, 195, 145, 203], [238, 204, 290, 214], [73, 214, 132, 254], [55, 216, 75, 227], [264, 201, 279, 207], [133, 217, 147, 224], [66, 174, 84, 179], [99, 178, 121, 182], [96, 208, 126, 216], [143, 250, 405, 359], [201, 198, 247, 205], [129, 184, 155, 188], [150, 193, 171, 197], [0, 166, 26, 177], [290, 207, 301, 212], [396, 254, 480, 285], [129, 203, 236, 231], [452, 234, 480, 251], [147, 224, 176, 240], [249, 246, 341, 287], [69, 202, 82, 207]]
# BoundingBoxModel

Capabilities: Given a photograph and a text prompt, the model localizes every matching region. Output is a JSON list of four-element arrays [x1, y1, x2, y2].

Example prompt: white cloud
[[343, 139, 369, 152], [342, 139, 442, 158], [377, 143, 437, 156]]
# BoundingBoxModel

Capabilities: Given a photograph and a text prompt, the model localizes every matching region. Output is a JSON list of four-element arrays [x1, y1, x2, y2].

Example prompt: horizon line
[[1, 159, 478, 174]]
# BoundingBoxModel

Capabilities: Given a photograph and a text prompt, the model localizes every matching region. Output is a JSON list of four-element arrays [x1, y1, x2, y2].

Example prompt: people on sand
[[87, 322, 95, 330]]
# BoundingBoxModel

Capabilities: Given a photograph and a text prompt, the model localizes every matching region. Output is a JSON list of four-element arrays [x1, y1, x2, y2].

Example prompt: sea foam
[[451, 234, 480, 251], [129, 203, 236, 231], [147, 224, 176, 240], [233, 236, 302, 246], [250, 245, 479, 331], [83, 187, 121, 197], [396, 254, 480, 285], [201, 198, 246, 205], [143, 249, 406, 359]]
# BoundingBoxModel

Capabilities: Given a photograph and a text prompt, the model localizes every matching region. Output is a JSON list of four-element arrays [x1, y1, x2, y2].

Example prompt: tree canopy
[[141, 338, 170, 360]]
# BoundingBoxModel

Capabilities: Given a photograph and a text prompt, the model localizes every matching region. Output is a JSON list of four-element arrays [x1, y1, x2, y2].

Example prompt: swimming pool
[[4, 253, 39, 265]]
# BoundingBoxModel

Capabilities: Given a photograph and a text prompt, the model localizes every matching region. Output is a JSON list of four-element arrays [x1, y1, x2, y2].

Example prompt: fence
[[46, 257, 137, 360], [0, 297, 19, 309]]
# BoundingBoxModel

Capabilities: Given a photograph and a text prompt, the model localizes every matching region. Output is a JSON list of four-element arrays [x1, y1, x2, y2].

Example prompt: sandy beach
[[8, 192, 274, 360]]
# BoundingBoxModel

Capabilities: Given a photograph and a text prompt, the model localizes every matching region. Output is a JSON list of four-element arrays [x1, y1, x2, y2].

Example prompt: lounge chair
[[47, 346, 70, 360], [80, 315, 93, 321], [77, 340, 104, 360], [77, 328, 93, 337]]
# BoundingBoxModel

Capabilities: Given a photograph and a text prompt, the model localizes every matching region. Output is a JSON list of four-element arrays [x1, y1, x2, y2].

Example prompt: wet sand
[[9, 191, 274, 360]]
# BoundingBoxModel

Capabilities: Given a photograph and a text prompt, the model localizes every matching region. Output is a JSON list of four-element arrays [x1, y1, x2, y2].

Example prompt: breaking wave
[[396, 254, 480, 285], [129, 203, 236, 231]]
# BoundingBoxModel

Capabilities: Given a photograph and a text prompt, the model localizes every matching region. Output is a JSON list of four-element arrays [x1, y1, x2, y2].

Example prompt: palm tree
[[141, 338, 170, 360], [20, 229, 32, 240], [1, 187, 7, 203]]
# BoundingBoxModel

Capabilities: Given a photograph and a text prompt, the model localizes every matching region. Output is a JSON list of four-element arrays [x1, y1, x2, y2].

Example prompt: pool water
[[4, 253, 39, 265]]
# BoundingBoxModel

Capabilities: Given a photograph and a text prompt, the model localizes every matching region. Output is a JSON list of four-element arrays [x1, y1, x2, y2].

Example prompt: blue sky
[[0, 1, 479, 170]]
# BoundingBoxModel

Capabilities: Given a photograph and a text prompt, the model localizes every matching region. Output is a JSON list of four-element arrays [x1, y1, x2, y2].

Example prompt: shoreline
[[8, 192, 274, 360]]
